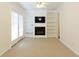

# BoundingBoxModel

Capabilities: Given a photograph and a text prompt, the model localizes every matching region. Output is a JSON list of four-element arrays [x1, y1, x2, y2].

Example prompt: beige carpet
[[2, 37, 77, 57]]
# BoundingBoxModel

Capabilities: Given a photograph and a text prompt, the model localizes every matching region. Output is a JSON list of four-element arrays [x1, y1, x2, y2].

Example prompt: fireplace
[[35, 27, 45, 35]]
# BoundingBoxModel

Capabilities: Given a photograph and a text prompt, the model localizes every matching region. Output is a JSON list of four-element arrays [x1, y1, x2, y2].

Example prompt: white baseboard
[[60, 39, 79, 56], [11, 36, 24, 46], [0, 46, 11, 56]]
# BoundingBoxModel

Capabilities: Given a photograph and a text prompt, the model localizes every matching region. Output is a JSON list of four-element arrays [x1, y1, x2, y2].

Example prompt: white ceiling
[[20, 2, 62, 10]]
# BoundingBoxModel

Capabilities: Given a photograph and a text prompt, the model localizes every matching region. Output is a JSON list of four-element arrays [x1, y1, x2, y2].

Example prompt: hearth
[[35, 27, 45, 35]]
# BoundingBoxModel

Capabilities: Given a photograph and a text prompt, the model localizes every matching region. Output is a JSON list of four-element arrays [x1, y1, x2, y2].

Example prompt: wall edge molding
[[60, 39, 79, 56], [0, 46, 11, 56]]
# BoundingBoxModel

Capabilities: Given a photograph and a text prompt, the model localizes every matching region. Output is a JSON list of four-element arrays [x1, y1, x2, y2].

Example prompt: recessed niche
[[35, 16, 45, 23]]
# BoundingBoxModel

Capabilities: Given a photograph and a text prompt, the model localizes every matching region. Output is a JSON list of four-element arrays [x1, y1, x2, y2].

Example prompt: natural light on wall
[[11, 11, 18, 41], [11, 11, 23, 41], [19, 14, 23, 37]]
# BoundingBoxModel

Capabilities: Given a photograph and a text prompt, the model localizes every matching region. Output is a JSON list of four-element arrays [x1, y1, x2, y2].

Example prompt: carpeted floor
[[2, 37, 77, 57]]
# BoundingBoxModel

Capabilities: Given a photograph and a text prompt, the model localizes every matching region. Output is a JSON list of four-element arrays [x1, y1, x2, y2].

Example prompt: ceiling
[[20, 2, 62, 10]]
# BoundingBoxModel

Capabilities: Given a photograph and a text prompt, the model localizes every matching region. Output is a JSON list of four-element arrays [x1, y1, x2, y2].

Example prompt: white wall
[[0, 3, 25, 56], [60, 2, 79, 56], [0, 3, 11, 56], [24, 9, 58, 38], [24, 9, 47, 37]]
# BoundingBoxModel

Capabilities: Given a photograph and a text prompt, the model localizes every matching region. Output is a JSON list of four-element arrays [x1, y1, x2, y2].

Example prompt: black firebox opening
[[35, 27, 45, 35]]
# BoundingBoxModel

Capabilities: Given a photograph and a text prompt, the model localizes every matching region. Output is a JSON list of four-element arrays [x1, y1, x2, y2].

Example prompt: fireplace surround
[[34, 16, 46, 37]]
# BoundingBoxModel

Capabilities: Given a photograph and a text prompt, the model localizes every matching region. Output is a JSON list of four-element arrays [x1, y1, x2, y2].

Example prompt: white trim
[[60, 39, 79, 56], [0, 46, 11, 56], [11, 36, 24, 46]]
